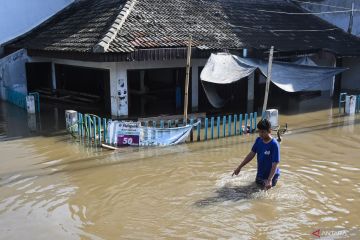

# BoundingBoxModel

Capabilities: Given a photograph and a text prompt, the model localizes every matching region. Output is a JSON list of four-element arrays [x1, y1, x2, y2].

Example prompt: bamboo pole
[[262, 46, 274, 114], [348, 1, 355, 34], [183, 36, 192, 123]]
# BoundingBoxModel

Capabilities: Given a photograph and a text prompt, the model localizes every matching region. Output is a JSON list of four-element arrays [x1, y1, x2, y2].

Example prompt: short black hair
[[257, 118, 271, 131]]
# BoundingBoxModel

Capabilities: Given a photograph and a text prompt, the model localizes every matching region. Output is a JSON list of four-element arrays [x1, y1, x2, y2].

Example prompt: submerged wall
[[0, 49, 29, 100]]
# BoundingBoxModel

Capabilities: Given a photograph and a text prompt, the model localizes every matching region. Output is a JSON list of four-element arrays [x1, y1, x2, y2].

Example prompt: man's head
[[257, 118, 271, 139]]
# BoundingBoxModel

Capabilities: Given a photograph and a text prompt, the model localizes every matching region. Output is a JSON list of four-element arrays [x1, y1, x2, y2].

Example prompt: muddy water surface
[[0, 99, 359, 239]]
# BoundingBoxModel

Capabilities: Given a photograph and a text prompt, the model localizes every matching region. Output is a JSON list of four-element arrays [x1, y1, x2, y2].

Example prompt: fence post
[[197, 119, 201, 142], [160, 120, 164, 128], [244, 113, 248, 134], [77, 113, 81, 137], [239, 114, 243, 135], [228, 115, 232, 136], [217, 116, 220, 138], [223, 116, 226, 138], [234, 114, 237, 136], [249, 113, 253, 133], [98, 117, 102, 144], [87, 115, 91, 141], [93, 116, 97, 141], [210, 117, 214, 139], [190, 118, 194, 142], [339, 92, 347, 114], [103, 118, 107, 142], [254, 112, 257, 132], [204, 117, 208, 140]]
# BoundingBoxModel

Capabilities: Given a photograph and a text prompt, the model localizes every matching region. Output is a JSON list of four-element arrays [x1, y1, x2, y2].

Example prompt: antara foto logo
[[312, 229, 321, 238]]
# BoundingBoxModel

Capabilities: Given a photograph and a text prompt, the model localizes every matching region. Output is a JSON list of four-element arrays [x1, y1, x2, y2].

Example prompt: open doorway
[[26, 62, 52, 92], [55, 64, 111, 115], [26, 63, 111, 115], [127, 68, 191, 117]]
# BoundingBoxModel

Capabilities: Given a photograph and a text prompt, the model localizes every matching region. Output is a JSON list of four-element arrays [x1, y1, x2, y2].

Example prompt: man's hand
[[264, 179, 272, 190], [232, 166, 241, 176]]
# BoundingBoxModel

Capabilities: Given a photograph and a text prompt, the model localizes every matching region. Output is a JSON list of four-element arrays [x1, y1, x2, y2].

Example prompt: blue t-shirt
[[251, 137, 280, 179]]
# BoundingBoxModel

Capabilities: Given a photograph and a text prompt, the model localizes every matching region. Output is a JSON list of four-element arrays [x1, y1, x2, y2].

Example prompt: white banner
[[106, 121, 198, 147]]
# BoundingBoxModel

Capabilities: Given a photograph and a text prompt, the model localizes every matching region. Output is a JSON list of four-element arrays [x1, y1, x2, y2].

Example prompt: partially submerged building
[[3, 0, 360, 118]]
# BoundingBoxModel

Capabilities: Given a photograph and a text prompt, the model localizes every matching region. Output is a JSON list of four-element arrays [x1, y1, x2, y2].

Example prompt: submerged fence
[[73, 111, 259, 146], [2, 87, 40, 112]]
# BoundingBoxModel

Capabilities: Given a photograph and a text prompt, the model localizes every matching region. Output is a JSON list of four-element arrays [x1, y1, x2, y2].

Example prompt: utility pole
[[183, 36, 192, 122], [348, 1, 355, 34], [262, 46, 274, 114]]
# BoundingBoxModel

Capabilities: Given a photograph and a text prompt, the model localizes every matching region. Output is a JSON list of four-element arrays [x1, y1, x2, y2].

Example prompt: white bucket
[[265, 109, 279, 129], [345, 95, 356, 115], [65, 110, 78, 133]]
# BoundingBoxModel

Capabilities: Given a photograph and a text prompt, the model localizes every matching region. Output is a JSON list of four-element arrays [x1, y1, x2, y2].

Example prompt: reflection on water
[[0, 96, 359, 239]]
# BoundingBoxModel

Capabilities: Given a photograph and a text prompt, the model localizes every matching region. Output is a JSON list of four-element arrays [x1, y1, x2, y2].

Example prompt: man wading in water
[[232, 119, 280, 190]]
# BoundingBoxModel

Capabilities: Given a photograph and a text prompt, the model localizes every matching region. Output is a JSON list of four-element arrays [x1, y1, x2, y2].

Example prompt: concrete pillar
[[191, 65, 198, 111], [330, 57, 337, 97], [51, 62, 57, 91], [247, 72, 255, 101], [110, 63, 128, 117], [247, 72, 255, 112]]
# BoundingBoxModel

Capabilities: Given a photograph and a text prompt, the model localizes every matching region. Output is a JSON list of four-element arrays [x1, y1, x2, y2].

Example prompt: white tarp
[[201, 53, 346, 92], [200, 53, 257, 84], [106, 121, 199, 147]]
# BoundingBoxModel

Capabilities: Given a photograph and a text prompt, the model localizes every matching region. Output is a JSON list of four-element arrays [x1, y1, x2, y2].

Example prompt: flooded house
[[296, 0, 360, 94], [2, 0, 360, 118]]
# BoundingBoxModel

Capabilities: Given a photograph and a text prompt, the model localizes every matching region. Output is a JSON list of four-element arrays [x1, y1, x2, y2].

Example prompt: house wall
[[30, 57, 208, 117], [341, 57, 360, 91], [0, 0, 74, 45], [0, 49, 30, 100], [298, 0, 360, 37]]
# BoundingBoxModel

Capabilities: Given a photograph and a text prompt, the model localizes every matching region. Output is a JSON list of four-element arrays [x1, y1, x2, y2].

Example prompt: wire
[[271, 28, 338, 32], [237, 5, 359, 15], [255, 8, 358, 15], [230, 24, 339, 32], [290, 0, 353, 10]]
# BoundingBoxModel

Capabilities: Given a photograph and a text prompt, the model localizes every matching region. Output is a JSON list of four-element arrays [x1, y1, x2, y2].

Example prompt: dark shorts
[[255, 174, 280, 187]]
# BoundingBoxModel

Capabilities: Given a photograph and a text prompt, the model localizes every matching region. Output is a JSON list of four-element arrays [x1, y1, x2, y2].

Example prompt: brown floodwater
[[0, 97, 359, 239]]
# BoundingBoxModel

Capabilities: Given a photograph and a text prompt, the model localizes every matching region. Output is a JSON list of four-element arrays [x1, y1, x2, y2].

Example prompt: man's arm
[[265, 141, 280, 189], [232, 151, 256, 176], [267, 163, 278, 182]]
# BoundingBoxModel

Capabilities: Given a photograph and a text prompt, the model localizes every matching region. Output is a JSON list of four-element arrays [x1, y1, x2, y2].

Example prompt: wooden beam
[[262, 46, 274, 113], [183, 36, 192, 122]]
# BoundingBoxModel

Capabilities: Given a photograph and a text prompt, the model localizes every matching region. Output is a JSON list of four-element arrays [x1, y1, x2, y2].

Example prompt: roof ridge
[[93, 0, 137, 53]]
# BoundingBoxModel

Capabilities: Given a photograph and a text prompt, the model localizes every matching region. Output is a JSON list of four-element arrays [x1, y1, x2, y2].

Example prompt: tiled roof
[[106, 0, 244, 52], [7, 0, 126, 52], [5, 0, 360, 56]]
